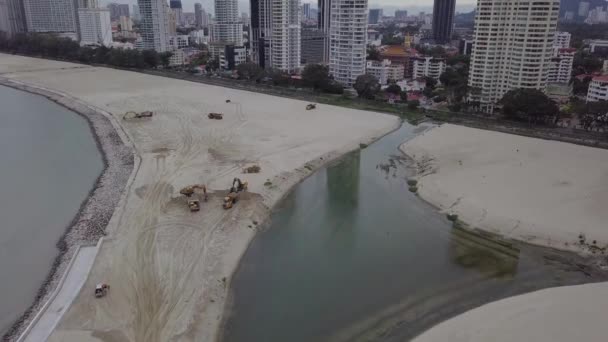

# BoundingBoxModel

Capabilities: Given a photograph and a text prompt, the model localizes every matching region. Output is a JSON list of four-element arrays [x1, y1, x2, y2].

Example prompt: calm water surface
[[224, 123, 606, 341], [0, 85, 103, 334]]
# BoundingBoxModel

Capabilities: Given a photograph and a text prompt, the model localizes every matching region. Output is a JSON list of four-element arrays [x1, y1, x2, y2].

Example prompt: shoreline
[[0, 54, 401, 342], [215, 121, 403, 341], [0, 78, 135, 341], [399, 123, 608, 258]]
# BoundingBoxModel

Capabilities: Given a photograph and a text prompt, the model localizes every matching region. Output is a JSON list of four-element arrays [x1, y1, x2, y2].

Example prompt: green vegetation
[[407, 179, 418, 186], [408, 186, 418, 193], [499, 89, 559, 124], [353, 74, 381, 99], [0, 32, 171, 69]]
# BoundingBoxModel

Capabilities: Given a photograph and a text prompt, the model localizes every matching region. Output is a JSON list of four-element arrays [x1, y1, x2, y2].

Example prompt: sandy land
[[413, 282, 608, 342], [401, 124, 608, 252], [0, 54, 399, 342], [402, 124, 608, 342]]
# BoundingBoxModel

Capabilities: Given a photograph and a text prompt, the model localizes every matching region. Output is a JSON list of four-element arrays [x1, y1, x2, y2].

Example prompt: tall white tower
[[468, 0, 560, 112], [329, 0, 368, 86], [212, 0, 243, 45], [137, 0, 169, 51]]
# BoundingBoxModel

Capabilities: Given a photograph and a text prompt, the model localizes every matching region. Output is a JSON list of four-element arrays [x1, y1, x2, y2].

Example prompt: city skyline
[[100, 0, 477, 15]]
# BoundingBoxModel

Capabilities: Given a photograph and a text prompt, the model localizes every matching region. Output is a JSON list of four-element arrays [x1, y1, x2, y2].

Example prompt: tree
[[265, 68, 290, 86], [322, 80, 344, 94], [236, 62, 264, 80], [353, 74, 380, 99], [499, 89, 559, 124], [408, 99, 420, 110], [367, 45, 381, 61], [159, 51, 173, 68], [385, 83, 402, 95], [301, 64, 331, 89], [142, 49, 160, 68], [206, 57, 220, 71], [571, 76, 592, 95]]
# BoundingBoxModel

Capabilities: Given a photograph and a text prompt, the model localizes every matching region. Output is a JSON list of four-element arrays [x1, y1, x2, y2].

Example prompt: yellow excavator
[[180, 184, 208, 212], [223, 178, 247, 209]]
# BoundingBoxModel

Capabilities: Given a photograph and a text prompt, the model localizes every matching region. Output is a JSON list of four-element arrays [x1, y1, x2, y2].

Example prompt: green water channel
[[222, 123, 606, 342]]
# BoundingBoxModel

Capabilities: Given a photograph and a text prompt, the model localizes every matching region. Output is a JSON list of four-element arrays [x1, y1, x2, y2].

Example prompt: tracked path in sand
[[0, 54, 399, 342]]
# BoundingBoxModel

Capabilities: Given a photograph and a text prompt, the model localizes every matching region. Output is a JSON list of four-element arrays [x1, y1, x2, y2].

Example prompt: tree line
[[0, 32, 173, 69]]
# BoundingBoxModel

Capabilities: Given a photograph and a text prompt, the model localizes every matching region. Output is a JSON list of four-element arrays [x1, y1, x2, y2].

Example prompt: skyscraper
[[432, 0, 456, 44], [395, 10, 408, 21], [194, 3, 207, 28], [329, 0, 368, 86], [303, 3, 311, 20], [132, 5, 141, 21], [0, 0, 26, 36], [368, 9, 382, 24], [317, 0, 331, 63], [250, 0, 301, 73], [23, 0, 79, 37], [170, 0, 183, 26], [468, 0, 560, 112], [78, 7, 112, 46], [108, 3, 130, 21], [138, 0, 169, 51], [212, 0, 243, 45]]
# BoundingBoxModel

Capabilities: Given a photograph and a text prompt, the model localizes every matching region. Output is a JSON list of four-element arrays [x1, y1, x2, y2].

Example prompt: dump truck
[[180, 184, 207, 211], [306, 104, 316, 110], [188, 198, 200, 212], [208, 113, 224, 120]]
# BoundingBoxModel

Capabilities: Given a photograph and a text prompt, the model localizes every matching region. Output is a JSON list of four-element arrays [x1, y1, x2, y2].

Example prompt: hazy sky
[[100, 0, 477, 15]]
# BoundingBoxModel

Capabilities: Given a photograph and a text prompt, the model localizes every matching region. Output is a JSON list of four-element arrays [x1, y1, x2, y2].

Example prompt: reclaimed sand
[[0, 53, 399, 342], [402, 123, 608, 342]]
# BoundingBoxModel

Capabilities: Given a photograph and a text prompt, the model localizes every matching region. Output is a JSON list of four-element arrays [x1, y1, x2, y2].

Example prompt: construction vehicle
[[224, 178, 248, 209], [188, 198, 200, 212], [306, 103, 316, 110], [208, 113, 224, 120], [223, 192, 239, 209], [242, 165, 261, 174], [180, 184, 207, 211], [226, 99, 231, 103], [123, 111, 153, 120], [95, 283, 110, 298]]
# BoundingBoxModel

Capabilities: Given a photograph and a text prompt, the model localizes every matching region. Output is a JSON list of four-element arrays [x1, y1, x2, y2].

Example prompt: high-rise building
[[301, 27, 325, 64], [108, 3, 130, 21], [317, 0, 331, 63], [432, 0, 456, 44], [250, 0, 301, 72], [119, 15, 133, 31], [553, 31, 571, 49], [368, 9, 382, 24], [212, 0, 243, 45], [133, 5, 141, 21], [395, 10, 408, 21], [138, 0, 169, 51], [78, 7, 112, 46], [195, 3, 206, 28], [0, 0, 26, 36], [303, 3, 311, 20], [468, 0, 560, 113], [78, 0, 98, 8], [329, 0, 368, 86], [170, 0, 183, 26], [23, 0, 79, 37], [578, 2, 590, 17], [548, 48, 575, 84]]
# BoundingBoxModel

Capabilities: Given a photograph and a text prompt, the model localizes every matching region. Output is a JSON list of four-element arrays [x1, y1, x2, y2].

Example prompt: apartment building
[[548, 48, 575, 84], [412, 56, 446, 80], [468, 0, 560, 112], [587, 75, 608, 102], [329, 0, 368, 86]]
